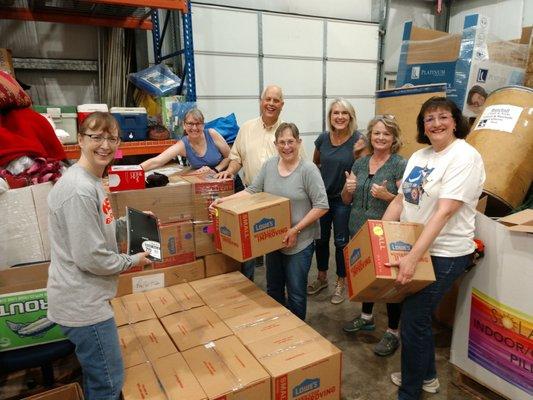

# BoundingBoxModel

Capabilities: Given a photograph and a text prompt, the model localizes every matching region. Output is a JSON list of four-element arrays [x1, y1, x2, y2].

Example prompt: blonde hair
[[327, 98, 357, 133], [366, 115, 403, 154]]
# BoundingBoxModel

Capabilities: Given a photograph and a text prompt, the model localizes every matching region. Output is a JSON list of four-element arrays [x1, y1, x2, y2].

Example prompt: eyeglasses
[[276, 139, 297, 147], [81, 133, 120, 145], [423, 114, 452, 125], [184, 121, 204, 127]]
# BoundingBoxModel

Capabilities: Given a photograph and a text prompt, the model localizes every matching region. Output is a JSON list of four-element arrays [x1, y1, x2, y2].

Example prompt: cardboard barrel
[[468, 86, 533, 211]]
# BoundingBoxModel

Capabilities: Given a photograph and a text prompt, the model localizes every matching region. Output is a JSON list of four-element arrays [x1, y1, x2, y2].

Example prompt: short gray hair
[[327, 98, 357, 133], [261, 85, 284, 101]]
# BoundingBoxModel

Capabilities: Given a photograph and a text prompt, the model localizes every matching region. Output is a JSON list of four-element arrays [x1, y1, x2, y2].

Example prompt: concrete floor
[[253, 260, 479, 400]]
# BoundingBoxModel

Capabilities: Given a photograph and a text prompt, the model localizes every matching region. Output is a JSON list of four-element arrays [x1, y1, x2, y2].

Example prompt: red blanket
[[0, 108, 67, 166]]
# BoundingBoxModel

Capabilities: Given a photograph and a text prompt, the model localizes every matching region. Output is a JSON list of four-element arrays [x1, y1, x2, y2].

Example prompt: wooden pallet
[[452, 367, 509, 400]]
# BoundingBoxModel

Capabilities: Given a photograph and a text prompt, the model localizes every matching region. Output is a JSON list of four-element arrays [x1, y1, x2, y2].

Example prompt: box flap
[[160, 306, 232, 351], [498, 209, 533, 232], [117, 325, 148, 369], [143, 287, 184, 318], [152, 353, 207, 400], [166, 282, 204, 311], [120, 292, 157, 323], [182, 335, 269, 399], [217, 192, 289, 214], [247, 325, 341, 377], [0, 262, 49, 294], [132, 319, 176, 362], [111, 298, 128, 327], [122, 363, 167, 400], [24, 383, 84, 400]]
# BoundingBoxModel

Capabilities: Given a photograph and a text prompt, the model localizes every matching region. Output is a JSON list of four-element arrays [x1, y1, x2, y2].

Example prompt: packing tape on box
[[256, 336, 324, 361], [230, 311, 294, 332], [204, 341, 245, 392]]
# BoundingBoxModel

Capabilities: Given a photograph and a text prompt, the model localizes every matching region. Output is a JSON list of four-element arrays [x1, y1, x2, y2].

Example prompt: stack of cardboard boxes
[[115, 271, 342, 400]]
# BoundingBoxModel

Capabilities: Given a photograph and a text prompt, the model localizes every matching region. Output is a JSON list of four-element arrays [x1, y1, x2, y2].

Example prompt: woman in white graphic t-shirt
[[382, 97, 486, 400]]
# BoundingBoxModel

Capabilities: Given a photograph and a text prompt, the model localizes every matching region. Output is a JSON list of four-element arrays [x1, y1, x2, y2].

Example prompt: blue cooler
[[110, 107, 148, 141]]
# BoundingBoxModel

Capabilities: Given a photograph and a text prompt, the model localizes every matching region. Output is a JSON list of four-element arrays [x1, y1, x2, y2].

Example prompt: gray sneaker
[[374, 331, 400, 356], [390, 372, 440, 393], [307, 278, 328, 295], [330, 281, 345, 304], [343, 316, 376, 333]]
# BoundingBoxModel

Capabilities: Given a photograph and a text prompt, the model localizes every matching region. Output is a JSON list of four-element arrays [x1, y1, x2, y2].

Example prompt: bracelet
[[293, 226, 301, 234]]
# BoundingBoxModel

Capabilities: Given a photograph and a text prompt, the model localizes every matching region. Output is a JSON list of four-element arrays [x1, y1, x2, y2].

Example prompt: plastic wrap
[[128, 64, 182, 97], [397, 14, 528, 117]]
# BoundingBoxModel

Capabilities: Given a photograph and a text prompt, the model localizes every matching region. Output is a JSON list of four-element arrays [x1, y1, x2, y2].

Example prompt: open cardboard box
[[497, 209, 533, 233]]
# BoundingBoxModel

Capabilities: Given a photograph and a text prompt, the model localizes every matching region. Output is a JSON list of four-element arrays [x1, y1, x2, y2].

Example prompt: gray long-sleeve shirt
[[247, 156, 329, 255], [46, 164, 139, 327]]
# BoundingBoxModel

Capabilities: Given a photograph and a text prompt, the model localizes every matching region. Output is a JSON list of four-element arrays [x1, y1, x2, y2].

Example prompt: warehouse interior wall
[[1, 0, 531, 111]]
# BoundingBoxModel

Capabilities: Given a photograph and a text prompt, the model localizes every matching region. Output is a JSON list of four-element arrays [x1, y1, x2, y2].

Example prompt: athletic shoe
[[373, 332, 400, 356], [342, 316, 376, 333], [390, 372, 440, 393], [330, 280, 346, 304], [307, 278, 328, 295]]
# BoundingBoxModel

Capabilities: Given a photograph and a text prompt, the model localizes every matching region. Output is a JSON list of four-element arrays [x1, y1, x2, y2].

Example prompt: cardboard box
[[0, 48, 14, 76], [397, 14, 526, 117], [247, 325, 342, 400], [343, 220, 435, 303], [108, 165, 145, 192], [0, 287, 67, 352], [131, 318, 177, 363], [117, 325, 148, 368], [120, 292, 156, 323], [166, 282, 204, 311], [204, 253, 241, 277], [181, 173, 234, 221], [213, 192, 291, 262], [116, 259, 205, 296], [25, 383, 84, 400], [153, 220, 195, 269], [143, 287, 183, 318], [122, 363, 167, 400], [497, 209, 533, 233], [160, 305, 232, 351], [213, 295, 305, 345], [109, 178, 193, 224], [1, 183, 52, 268], [152, 353, 207, 400], [111, 297, 128, 326], [193, 221, 217, 257], [182, 335, 271, 400], [190, 275, 262, 307], [375, 84, 447, 158]]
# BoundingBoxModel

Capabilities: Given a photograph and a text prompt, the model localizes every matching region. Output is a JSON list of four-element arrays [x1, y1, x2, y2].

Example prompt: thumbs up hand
[[344, 171, 357, 194], [370, 180, 390, 200]]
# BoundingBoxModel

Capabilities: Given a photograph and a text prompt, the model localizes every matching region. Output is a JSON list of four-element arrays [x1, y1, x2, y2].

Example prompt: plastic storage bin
[[77, 104, 109, 128], [110, 107, 148, 141], [33, 105, 78, 144]]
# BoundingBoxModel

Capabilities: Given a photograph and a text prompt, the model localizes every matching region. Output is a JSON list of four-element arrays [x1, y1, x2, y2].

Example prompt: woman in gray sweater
[[46, 112, 151, 400], [211, 122, 328, 320]]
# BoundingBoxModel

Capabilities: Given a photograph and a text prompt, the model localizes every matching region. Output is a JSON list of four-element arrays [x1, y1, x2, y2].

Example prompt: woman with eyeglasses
[[341, 114, 407, 356], [383, 97, 485, 399], [307, 98, 364, 305], [210, 123, 328, 320], [46, 112, 152, 399], [140, 108, 230, 173]]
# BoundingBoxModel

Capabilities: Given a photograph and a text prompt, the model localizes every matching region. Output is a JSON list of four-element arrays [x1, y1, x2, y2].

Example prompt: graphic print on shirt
[[102, 197, 114, 224], [402, 165, 434, 205]]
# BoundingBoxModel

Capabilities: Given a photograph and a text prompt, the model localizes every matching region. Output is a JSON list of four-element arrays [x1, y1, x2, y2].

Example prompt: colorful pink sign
[[468, 288, 532, 395]]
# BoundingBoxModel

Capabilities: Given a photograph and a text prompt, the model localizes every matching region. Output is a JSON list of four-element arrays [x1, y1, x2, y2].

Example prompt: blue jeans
[[60, 318, 124, 400], [241, 258, 257, 281], [315, 197, 350, 278], [265, 242, 314, 320], [398, 254, 472, 400]]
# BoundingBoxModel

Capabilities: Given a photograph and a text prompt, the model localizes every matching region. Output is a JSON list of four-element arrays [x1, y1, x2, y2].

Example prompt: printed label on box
[[474, 105, 523, 133]]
